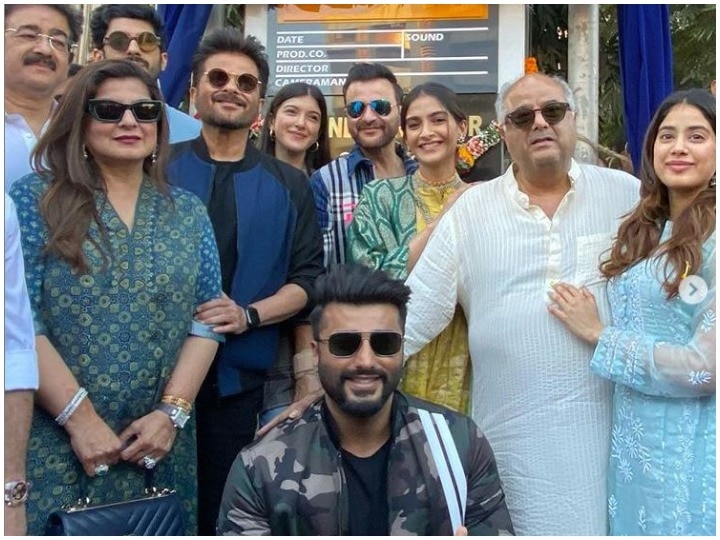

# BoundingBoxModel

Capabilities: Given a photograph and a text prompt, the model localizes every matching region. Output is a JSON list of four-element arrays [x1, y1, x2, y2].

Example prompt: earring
[[710, 175, 716, 187], [457, 134, 466, 144], [269, 128, 275, 142], [151, 148, 157, 164], [83, 144, 89, 160], [309, 141, 319, 152]]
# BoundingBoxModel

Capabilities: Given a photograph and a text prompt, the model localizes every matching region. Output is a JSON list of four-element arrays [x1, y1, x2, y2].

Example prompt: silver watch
[[155, 403, 190, 429], [5, 480, 30, 506]]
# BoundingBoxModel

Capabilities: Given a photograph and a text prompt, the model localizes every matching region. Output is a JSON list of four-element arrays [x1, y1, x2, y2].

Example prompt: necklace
[[411, 170, 463, 224]]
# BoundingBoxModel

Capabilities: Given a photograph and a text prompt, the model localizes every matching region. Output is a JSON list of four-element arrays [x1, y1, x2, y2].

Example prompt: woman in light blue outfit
[[548, 89, 715, 535]]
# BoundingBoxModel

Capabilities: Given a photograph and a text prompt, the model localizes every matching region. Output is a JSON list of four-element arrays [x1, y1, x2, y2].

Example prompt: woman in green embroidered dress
[[347, 82, 473, 412], [9, 60, 222, 535]]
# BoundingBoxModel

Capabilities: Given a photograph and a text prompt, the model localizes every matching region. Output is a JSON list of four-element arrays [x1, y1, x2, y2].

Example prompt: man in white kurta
[[404, 74, 640, 535]]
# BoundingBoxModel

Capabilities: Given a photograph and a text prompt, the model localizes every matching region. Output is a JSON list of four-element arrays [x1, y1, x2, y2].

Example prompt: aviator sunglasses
[[504, 102, 572, 130], [345, 99, 393, 119], [103, 31, 161, 53], [203, 68, 262, 93], [87, 99, 163, 123], [318, 331, 403, 357]]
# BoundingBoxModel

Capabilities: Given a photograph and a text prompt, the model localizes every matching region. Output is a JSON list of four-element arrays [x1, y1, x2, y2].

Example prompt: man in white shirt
[[89, 4, 201, 144], [4, 195, 39, 534], [4, 4, 82, 191], [404, 73, 640, 535]]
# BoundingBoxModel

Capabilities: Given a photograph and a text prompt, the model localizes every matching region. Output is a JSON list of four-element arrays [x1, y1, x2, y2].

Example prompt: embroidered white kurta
[[404, 160, 640, 535]]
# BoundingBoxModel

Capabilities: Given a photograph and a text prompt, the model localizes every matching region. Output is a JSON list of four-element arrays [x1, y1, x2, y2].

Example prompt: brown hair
[[601, 89, 716, 297], [32, 59, 169, 273]]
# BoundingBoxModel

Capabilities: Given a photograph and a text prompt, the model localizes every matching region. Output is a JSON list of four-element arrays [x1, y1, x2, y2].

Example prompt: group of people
[[4, 3, 715, 537]]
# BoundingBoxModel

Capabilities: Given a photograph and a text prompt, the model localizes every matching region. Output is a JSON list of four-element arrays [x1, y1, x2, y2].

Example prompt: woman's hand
[[118, 410, 177, 468], [65, 411, 124, 477], [547, 282, 605, 345]]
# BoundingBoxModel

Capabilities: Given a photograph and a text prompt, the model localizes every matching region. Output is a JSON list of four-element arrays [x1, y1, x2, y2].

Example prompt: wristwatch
[[244, 305, 261, 329], [5, 480, 30, 507], [155, 403, 190, 429]]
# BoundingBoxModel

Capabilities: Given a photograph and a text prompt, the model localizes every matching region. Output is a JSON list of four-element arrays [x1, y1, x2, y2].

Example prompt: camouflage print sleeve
[[464, 421, 516, 536], [217, 453, 271, 536]]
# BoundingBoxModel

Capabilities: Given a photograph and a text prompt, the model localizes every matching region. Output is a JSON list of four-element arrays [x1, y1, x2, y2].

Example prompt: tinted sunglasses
[[204, 68, 261, 93], [87, 99, 163, 123], [103, 31, 161, 53], [318, 331, 403, 357], [504, 102, 572, 130], [345, 99, 393, 119]]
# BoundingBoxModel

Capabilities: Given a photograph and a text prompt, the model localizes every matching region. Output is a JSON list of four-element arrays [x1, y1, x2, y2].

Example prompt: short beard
[[319, 365, 401, 419], [204, 114, 252, 131]]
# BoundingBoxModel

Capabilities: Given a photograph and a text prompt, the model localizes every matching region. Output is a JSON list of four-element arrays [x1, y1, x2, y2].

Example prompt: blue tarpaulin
[[617, 5, 674, 174], [157, 5, 213, 108]]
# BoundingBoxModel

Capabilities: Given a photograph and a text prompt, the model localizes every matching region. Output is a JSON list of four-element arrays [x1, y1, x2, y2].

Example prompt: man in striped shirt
[[310, 63, 417, 267]]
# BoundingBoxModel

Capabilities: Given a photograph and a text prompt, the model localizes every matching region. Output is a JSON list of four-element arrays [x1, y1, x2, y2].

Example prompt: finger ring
[[94, 464, 109, 476], [143, 455, 157, 470]]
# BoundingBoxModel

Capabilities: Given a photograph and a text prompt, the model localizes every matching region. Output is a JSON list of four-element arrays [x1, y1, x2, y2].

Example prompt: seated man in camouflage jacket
[[218, 264, 514, 536]]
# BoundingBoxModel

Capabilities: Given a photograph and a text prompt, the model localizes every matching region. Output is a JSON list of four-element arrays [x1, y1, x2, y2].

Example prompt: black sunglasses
[[504, 102, 572, 130], [204, 68, 261, 93], [103, 31, 161, 53], [345, 99, 393, 119], [318, 331, 403, 357], [87, 99, 163, 123]]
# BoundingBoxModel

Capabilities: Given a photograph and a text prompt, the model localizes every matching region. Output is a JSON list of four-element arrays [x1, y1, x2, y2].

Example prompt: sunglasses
[[504, 102, 572, 130], [318, 331, 403, 357], [103, 31, 161, 53], [204, 68, 261, 93], [87, 99, 163, 123], [345, 99, 393, 119]]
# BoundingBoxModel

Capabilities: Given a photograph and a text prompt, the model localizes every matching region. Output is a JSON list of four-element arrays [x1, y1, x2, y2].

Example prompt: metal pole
[[568, 4, 599, 164]]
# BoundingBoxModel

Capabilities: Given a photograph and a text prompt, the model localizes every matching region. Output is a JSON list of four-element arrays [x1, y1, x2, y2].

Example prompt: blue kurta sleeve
[[591, 238, 716, 398], [189, 197, 224, 342]]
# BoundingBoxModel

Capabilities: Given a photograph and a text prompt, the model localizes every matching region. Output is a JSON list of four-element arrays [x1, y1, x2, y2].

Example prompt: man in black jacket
[[167, 28, 323, 535]]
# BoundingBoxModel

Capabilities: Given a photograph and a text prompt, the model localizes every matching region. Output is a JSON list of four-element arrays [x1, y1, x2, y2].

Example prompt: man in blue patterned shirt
[[310, 63, 417, 267]]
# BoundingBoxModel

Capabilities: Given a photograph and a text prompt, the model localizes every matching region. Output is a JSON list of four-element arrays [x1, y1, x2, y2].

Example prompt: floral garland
[[249, 113, 264, 144], [456, 119, 502, 175]]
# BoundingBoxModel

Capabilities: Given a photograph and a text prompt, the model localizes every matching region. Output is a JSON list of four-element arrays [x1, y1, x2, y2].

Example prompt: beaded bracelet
[[55, 387, 89, 426]]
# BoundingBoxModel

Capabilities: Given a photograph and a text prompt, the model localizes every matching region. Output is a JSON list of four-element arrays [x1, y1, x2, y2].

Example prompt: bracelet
[[160, 394, 192, 414], [55, 387, 89, 426]]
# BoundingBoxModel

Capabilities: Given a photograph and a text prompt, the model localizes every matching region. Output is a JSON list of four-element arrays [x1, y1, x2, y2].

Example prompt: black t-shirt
[[341, 438, 392, 536]]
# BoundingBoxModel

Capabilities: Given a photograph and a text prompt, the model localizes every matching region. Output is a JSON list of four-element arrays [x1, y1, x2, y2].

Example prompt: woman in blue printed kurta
[[548, 89, 715, 535], [8, 60, 222, 535]]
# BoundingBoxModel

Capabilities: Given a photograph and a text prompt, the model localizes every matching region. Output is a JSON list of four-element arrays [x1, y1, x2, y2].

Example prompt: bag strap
[[418, 408, 467, 533], [76, 468, 156, 504]]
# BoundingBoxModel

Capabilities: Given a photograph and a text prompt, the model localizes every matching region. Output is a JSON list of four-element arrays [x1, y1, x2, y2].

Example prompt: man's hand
[[256, 391, 322, 438], [455, 525, 468, 536], [195, 293, 248, 335]]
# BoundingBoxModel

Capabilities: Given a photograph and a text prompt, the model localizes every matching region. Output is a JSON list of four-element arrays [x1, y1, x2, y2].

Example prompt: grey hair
[[494, 74, 577, 123]]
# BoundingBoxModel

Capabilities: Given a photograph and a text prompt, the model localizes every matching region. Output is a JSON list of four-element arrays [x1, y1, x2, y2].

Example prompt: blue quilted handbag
[[45, 470, 185, 536]]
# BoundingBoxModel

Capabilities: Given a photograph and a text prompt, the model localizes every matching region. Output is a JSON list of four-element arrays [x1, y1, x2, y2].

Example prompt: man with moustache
[[167, 28, 324, 535], [4, 4, 82, 191], [217, 264, 514, 536], [310, 63, 417, 267], [90, 4, 200, 143]]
